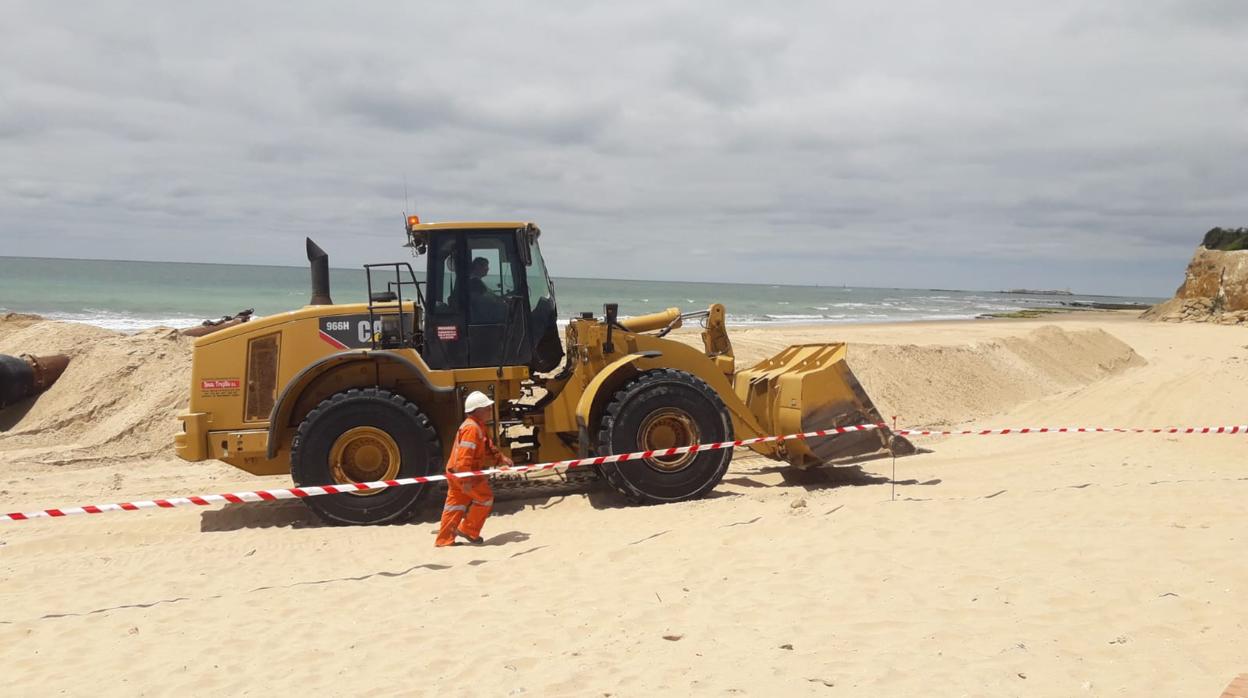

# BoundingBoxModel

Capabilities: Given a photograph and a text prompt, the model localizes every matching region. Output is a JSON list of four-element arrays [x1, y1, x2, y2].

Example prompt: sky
[[1, 1, 1245, 297]]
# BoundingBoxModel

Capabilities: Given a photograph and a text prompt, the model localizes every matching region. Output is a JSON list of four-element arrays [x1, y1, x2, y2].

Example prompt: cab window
[[527, 240, 554, 311], [432, 236, 458, 312], [466, 236, 520, 325]]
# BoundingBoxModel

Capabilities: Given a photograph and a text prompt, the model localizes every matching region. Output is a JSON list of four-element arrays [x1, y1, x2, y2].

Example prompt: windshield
[[528, 239, 556, 312], [525, 236, 563, 373]]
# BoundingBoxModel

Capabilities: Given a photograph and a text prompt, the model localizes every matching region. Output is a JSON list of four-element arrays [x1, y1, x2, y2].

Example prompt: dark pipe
[[0, 354, 33, 408], [603, 303, 618, 355], [0, 354, 70, 409], [27, 354, 69, 391], [307, 238, 333, 306]]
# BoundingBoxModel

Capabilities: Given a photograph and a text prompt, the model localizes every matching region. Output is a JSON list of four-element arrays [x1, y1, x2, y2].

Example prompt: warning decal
[[200, 377, 242, 398], [436, 325, 459, 341]]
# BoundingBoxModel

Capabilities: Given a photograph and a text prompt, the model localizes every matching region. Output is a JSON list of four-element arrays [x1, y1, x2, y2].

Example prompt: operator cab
[[404, 219, 563, 373]]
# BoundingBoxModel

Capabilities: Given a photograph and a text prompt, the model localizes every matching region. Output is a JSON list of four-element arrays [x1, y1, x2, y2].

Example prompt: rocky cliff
[[1144, 227, 1248, 324]]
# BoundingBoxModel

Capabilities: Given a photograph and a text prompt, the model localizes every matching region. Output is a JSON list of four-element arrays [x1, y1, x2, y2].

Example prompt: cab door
[[422, 232, 469, 369], [421, 229, 533, 369], [464, 231, 532, 368]]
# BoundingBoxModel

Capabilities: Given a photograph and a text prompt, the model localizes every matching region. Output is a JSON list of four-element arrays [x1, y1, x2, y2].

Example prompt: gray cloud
[[0, 0, 1245, 296]]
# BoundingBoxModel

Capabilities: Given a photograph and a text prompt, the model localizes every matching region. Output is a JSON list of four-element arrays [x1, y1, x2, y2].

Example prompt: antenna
[[403, 174, 410, 216]]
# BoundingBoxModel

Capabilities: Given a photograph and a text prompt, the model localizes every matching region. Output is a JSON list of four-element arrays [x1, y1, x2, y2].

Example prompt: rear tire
[[597, 369, 733, 504], [291, 388, 441, 525]]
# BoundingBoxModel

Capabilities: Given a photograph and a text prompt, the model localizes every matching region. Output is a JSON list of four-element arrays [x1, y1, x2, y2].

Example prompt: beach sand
[[1, 311, 1245, 696]]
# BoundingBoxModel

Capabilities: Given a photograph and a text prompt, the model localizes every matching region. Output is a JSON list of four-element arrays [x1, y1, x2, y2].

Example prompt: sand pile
[[0, 315, 191, 466], [848, 326, 1144, 426], [722, 325, 1144, 428], [2, 312, 1143, 469]]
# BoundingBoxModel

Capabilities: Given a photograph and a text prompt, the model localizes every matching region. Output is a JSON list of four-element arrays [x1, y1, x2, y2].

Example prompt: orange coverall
[[435, 415, 504, 547]]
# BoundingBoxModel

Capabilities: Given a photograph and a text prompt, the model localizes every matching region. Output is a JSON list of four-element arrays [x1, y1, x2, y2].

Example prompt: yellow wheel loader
[[175, 219, 911, 525]]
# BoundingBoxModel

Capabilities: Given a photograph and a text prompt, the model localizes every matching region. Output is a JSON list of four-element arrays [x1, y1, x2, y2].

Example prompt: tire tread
[[290, 387, 440, 525], [596, 369, 732, 504]]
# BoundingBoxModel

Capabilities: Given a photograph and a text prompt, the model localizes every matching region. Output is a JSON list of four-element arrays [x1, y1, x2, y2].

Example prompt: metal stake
[[891, 415, 898, 502]]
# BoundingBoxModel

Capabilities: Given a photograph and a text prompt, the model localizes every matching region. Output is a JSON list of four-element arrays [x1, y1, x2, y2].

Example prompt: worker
[[436, 390, 514, 547], [467, 256, 506, 323], [468, 256, 492, 296]]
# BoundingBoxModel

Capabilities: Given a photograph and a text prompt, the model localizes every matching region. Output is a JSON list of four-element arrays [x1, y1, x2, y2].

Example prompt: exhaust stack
[[306, 238, 333, 306]]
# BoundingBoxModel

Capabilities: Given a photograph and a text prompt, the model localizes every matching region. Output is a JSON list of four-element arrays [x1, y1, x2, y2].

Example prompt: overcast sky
[[2, 1, 1245, 296]]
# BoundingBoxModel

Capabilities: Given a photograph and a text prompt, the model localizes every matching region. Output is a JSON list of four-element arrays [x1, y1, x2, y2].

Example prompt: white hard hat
[[464, 391, 493, 413]]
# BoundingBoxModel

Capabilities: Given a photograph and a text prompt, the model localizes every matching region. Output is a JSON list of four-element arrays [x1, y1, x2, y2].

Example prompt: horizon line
[[0, 253, 1157, 300]]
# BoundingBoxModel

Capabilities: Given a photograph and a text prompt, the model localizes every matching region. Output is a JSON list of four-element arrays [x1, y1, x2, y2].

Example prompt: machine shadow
[[748, 462, 941, 492], [780, 465, 926, 491], [198, 482, 615, 533], [200, 499, 330, 532], [200, 460, 934, 532]]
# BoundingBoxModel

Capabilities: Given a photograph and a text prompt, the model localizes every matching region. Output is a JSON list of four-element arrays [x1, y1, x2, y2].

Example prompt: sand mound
[[0, 312, 45, 329], [682, 323, 1144, 428], [0, 317, 1142, 469], [845, 326, 1145, 427], [0, 316, 191, 466]]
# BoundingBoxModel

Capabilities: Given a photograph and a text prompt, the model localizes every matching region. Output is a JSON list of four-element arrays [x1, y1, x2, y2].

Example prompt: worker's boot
[[455, 529, 484, 544]]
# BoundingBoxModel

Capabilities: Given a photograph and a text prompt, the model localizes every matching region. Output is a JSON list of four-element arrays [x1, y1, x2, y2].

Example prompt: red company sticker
[[201, 379, 241, 390], [436, 325, 459, 341]]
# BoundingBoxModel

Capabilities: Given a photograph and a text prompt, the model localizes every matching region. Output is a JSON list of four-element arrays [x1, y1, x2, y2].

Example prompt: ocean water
[[0, 256, 1161, 332]]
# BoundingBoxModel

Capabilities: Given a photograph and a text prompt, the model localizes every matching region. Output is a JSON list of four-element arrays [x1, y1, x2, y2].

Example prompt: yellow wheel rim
[[637, 408, 700, 472], [329, 426, 401, 496]]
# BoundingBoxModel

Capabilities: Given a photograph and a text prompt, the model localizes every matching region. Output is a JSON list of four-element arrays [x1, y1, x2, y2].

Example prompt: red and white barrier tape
[[1, 422, 1243, 523], [894, 425, 1248, 436]]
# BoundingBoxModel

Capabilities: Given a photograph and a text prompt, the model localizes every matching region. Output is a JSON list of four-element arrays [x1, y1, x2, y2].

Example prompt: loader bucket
[[734, 343, 914, 468]]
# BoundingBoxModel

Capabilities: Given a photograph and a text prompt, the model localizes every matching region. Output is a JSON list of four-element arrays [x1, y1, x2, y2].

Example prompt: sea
[[0, 256, 1162, 333]]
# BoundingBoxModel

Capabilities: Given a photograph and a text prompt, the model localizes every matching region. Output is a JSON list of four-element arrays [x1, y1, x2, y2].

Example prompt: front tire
[[597, 369, 733, 504], [291, 388, 441, 525]]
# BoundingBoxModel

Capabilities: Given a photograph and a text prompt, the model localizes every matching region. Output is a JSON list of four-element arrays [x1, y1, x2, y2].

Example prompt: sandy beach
[[1, 311, 1245, 696]]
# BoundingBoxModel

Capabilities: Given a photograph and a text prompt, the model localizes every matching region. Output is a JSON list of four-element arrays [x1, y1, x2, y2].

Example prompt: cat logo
[[317, 315, 383, 349]]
